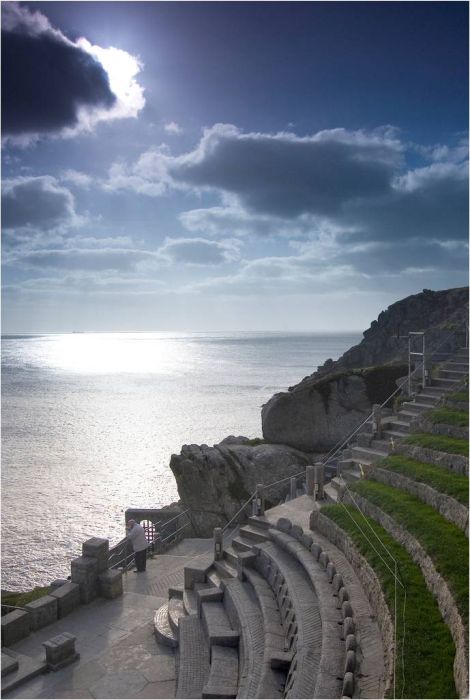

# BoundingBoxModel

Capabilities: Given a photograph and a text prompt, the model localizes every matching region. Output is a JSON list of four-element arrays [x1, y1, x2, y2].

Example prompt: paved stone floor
[[5, 538, 212, 699]]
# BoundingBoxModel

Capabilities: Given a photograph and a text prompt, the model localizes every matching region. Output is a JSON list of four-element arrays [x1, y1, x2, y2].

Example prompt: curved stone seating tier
[[221, 578, 267, 698], [176, 615, 210, 699]]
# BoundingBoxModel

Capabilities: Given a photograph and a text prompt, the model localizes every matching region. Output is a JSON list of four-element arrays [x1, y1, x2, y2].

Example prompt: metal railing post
[[306, 465, 315, 496], [313, 463, 325, 500], [256, 484, 265, 516], [214, 527, 223, 561], [290, 476, 296, 501]]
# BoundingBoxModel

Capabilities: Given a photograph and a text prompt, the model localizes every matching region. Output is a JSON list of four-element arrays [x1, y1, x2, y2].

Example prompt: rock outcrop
[[262, 287, 468, 451], [262, 364, 407, 451], [169, 437, 314, 535]]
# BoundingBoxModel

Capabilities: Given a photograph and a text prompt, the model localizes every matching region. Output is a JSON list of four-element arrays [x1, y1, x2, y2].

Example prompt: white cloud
[[164, 121, 183, 135], [158, 237, 242, 265]]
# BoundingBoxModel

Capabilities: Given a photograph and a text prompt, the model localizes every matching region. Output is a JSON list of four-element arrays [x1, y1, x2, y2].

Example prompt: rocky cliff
[[170, 437, 314, 536], [262, 286, 468, 451]]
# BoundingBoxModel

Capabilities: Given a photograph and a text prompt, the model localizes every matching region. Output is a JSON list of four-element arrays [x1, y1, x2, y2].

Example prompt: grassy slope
[[404, 433, 469, 457], [1, 586, 51, 614], [377, 455, 469, 505], [428, 407, 469, 427], [351, 479, 469, 625], [322, 504, 456, 699]]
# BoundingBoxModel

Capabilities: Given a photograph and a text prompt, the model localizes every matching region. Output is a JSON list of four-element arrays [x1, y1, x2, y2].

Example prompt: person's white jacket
[[127, 522, 148, 552]]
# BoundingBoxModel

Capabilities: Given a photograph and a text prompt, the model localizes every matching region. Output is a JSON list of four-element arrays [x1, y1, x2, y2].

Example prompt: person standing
[[126, 519, 148, 572]]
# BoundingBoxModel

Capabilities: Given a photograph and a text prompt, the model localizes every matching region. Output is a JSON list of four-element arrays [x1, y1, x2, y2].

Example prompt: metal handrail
[[222, 491, 257, 537], [1, 604, 28, 612]]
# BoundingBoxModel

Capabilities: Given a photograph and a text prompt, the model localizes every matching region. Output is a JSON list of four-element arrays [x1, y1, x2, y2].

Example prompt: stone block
[[82, 538, 109, 573], [78, 581, 97, 604], [290, 524, 304, 541], [339, 587, 349, 606], [43, 632, 80, 671], [50, 581, 81, 618], [326, 561, 336, 583], [332, 573, 344, 593], [343, 617, 355, 637], [1, 610, 30, 646], [25, 596, 58, 631], [270, 650, 293, 671], [184, 564, 208, 589], [98, 569, 123, 599], [344, 650, 356, 674], [2, 650, 19, 677], [342, 671, 354, 697], [341, 601, 353, 620], [310, 543, 322, 560], [345, 634, 356, 651], [319, 551, 329, 569], [301, 533, 313, 549], [276, 517, 292, 533], [71, 555, 98, 585]]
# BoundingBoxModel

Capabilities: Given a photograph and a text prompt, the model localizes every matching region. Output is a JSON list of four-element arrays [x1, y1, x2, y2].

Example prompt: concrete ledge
[[50, 581, 81, 618], [1, 610, 30, 647], [98, 569, 123, 599], [24, 596, 58, 631]]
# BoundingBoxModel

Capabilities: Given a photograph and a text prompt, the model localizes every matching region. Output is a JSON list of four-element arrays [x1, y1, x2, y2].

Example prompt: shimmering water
[[1, 331, 359, 590]]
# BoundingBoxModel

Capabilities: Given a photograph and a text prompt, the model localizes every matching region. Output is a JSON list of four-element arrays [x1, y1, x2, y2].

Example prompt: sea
[[1, 331, 360, 591]]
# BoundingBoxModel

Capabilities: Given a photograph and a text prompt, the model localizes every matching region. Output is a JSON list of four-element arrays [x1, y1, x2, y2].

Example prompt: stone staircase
[[155, 513, 386, 699], [1, 648, 47, 695], [324, 348, 468, 496]]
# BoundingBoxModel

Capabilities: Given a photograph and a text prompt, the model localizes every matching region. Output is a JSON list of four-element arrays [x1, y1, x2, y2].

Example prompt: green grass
[[428, 407, 469, 428], [243, 437, 266, 446], [1, 586, 51, 614], [351, 480, 469, 625], [322, 504, 457, 698], [446, 390, 469, 403], [404, 433, 469, 457], [376, 455, 469, 505]]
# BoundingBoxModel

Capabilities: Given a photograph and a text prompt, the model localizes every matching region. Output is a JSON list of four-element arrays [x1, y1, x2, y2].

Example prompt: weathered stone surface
[[342, 671, 354, 697], [371, 465, 469, 534], [411, 416, 469, 441], [394, 443, 469, 476], [82, 538, 109, 573], [25, 595, 58, 631], [312, 510, 394, 696], [277, 517, 292, 533], [43, 632, 79, 671], [262, 287, 468, 451], [1, 609, 30, 646], [98, 569, 123, 599], [170, 441, 312, 536], [50, 581, 81, 618]]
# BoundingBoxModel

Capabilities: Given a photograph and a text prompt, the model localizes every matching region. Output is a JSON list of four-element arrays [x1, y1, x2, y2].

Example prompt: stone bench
[[176, 616, 210, 699], [269, 528, 346, 698], [200, 601, 239, 648], [221, 578, 265, 698], [201, 645, 238, 699], [1, 610, 30, 647], [251, 540, 323, 699], [24, 596, 58, 632]]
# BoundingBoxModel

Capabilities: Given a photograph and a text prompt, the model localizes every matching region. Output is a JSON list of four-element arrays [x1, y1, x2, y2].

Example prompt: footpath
[[4, 538, 212, 699]]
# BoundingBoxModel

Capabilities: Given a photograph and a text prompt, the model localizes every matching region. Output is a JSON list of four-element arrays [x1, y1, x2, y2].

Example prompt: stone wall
[[310, 509, 394, 696], [394, 443, 468, 476]]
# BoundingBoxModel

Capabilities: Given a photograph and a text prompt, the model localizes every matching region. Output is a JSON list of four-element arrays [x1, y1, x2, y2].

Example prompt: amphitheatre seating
[[154, 512, 378, 698]]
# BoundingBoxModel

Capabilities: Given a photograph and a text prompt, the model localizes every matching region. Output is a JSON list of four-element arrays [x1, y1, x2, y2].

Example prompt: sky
[[1, 1, 468, 333]]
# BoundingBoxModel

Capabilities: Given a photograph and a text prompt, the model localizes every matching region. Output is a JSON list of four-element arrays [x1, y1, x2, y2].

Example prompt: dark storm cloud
[[2, 176, 78, 231], [1, 2, 116, 137], [171, 125, 401, 218]]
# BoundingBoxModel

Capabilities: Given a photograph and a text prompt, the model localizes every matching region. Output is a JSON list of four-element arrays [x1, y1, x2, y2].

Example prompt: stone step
[[397, 410, 418, 421], [401, 401, 432, 413], [432, 376, 461, 387], [176, 615, 210, 698], [232, 536, 254, 553], [223, 546, 240, 568], [351, 446, 389, 464], [248, 516, 271, 531], [154, 603, 178, 648], [201, 601, 239, 648], [1, 650, 47, 695], [202, 645, 238, 699], [206, 567, 224, 589], [168, 596, 186, 634], [386, 419, 411, 433], [239, 524, 271, 543], [184, 582, 213, 616], [213, 558, 237, 580], [382, 429, 409, 440], [439, 368, 468, 378], [323, 482, 339, 504], [1, 650, 19, 678], [221, 578, 265, 698], [415, 392, 442, 405]]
